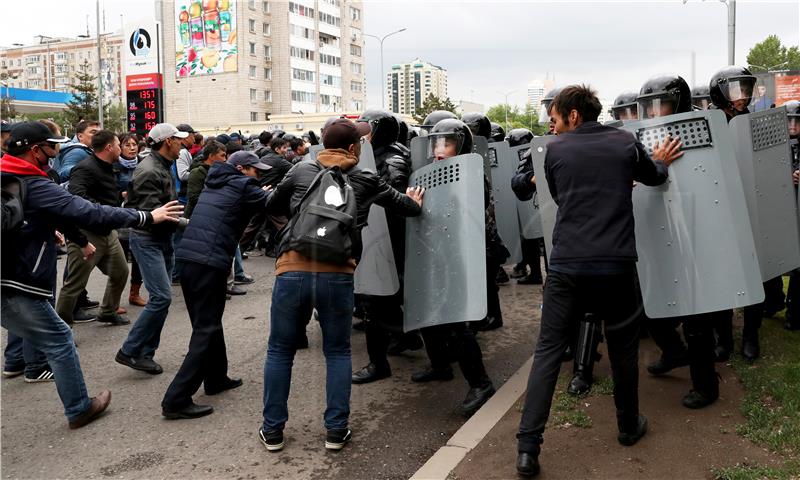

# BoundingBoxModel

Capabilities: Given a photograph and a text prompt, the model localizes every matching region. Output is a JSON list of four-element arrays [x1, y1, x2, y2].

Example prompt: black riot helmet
[[611, 91, 639, 121], [691, 85, 711, 110], [461, 112, 492, 139], [394, 114, 410, 146], [420, 110, 458, 133], [272, 129, 286, 138], [506, 128, 534, 147], [539, 87, 562, 125], [407, 128, 419, 144], [637, 74, 692, 119], [428, 118, 473, 159], [282, 133, 296, 142], [358, 110, 399, 150], [709, 65, 757, 113], [785, 100, 800, 138], [489, 122, 505, 142]]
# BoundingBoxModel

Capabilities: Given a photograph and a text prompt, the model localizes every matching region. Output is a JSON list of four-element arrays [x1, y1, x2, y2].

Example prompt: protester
[[114, 133, 146, 307]]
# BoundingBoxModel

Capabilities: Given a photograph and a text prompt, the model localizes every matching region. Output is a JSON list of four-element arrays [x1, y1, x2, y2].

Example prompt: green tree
[[65, 60, 101, 126], [412, 93, 459, 124], [746, 35, 800, 72], [486, 103, 548, 136], [24, 111, 72, 137], [103, 103, 127, 134], [1, 95, 17, 121]]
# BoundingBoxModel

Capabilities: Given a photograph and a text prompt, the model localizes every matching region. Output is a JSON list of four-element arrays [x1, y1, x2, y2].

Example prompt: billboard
[[175, 0, 238, 77], [775, 74, 800, 105], [124, 20, 160, 76]]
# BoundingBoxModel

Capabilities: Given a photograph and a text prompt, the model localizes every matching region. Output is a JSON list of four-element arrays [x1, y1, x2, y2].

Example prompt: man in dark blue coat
[[161, 151, 272, 419]]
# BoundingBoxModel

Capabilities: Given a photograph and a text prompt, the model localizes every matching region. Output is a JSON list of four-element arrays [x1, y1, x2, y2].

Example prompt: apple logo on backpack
[[317, 226, 327, 237], [324, 186, 344, 207]]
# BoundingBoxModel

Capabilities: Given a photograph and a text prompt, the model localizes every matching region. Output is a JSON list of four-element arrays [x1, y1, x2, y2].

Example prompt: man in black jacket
[[56, 130, 131, 326], [259, 119, 424, 452], [515, 85, 682, 477], [116, 123, 187, 375], [0, 121, 182, 429], [161, 151, 272, 419]]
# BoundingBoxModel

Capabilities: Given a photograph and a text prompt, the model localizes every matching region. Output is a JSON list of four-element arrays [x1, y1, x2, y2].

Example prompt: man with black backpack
[[258, 118, 424, 452]]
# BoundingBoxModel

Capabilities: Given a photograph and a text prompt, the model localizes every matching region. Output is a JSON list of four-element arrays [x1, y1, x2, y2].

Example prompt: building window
[[290, 46, 314, 61], [292, 68, 315, 82], [251, 111, 259, 121], [319, 53, 340, 66], [264, 112, 270, 121], [318, 12, 341, 27], [349, 44, 361, 57], [262, 0, 270, 12], [249, 19, 256, 33], [263, 23, 271, 35], [250, 88, 257, 102], [350, 81, 362, 93], [249, 42, 256, 55], [288, 2, 314, 18], [350, 27, 361, 40], [350, 62, 362, 74], [263, 45, 271, 59], [319, 33, 339, 48], [289, 25, 314, 39], [320, 74, 341, 87], [321, 0, 340, 5], [249, 65, 257, 78], [264, 90, 272, 102], [349, 7, 361, 21], [291, 90, 316, 103], [320, 94, 341, 106], [264, 67, 272, 80]]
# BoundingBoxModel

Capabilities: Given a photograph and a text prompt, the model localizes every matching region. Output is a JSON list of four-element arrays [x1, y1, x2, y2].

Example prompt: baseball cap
[[148, 123, 190, 143], [216, 133, 231, 144], [227, 150, 271, 171], [1, 120, 13, 133], [229, 132, 242, 141], [6, 121, 69, 150], [176, 123, 196, 134], [321, 119, 371, 150]]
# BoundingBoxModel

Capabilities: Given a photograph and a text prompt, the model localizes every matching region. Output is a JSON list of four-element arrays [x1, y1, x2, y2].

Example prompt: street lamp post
[[96, 0, 103, 128], [498, 89, 516, 132], [363, 28, 406, 110], [682, 0, 735, 65], [35, 35, 54, 91]]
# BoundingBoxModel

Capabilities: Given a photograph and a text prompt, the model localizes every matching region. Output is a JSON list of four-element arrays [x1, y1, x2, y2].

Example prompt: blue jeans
[[262, 272, 354, 432], [234, 246, 245, 279], [122, 232, 174, 359], [1, 293, 92, 421], [3, 333, 48, 375]]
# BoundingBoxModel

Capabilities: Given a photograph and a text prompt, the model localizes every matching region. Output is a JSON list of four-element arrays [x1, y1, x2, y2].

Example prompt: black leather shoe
[[455, 383, 495, 417], [162, 402, 214, 420], [618, 414, 648, 446], [226, 286, 247, 296], [646, 354, 689, 376], [516, 452, 541, 477], [567, 372, 591, 396], [204, 377, 243, 395], [96, 313, 131, 326], [234, 275, 254, 285], [474, 316, 503, 332], [115, 350, 163, 375], [682, 390, 718, 409], [517, 275, 543, 285], [352, 363, 391, 384], [72, 309, 97, 324], [77, 297, 100, 309], [496, 268, 510, 285], [411, 367, 454, 383], [741, 336, 760, 361]]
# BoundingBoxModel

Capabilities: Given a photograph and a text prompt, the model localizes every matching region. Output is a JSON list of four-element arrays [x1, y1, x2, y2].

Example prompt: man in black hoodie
[[515, 85, 682, 477]]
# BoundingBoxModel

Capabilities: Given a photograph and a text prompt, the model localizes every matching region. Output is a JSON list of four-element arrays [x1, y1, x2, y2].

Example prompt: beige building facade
[[387, 58, 448, 117]]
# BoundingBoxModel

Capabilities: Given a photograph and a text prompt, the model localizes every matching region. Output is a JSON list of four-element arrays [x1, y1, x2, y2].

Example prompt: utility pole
[[96, 0, 104, 127], [363, 28, 407, 110]]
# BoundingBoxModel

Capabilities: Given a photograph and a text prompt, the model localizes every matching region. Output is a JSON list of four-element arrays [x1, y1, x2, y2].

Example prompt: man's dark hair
[[225, 142, 243, 155], [270, 137, 288, 151], [90, 130, 117, 152], [551, 85, 603, 123], [289, 137, 305, 151], [193, 133, 203, 144], [259, 130, 273, 145], [202, 139, 225, 159], [75, 120, 100, 135]]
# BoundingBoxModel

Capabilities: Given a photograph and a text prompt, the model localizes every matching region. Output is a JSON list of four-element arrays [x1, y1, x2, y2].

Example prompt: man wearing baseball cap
[[258, 119, 424, 452], [161, 151, 271, 419], [116, 123, 188, 375], [0, 121, 183, 429]]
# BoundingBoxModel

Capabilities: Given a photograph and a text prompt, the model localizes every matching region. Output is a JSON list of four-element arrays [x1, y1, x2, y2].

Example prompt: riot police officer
[[787, 100, 800, 330], [351, 110, 422, 384], [692, 85, 712, 110], [610, 92, 639, 121], [490, 122, 506, 143], [419, 110, 458, 134], [539, 88, 562, 134], [412, 118, 497, 417], [508, 128, 545, 285], [636, 74, 720, 408]]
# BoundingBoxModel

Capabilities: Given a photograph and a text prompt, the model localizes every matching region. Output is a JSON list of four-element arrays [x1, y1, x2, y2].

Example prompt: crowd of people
[[0, 64, 798, 477]]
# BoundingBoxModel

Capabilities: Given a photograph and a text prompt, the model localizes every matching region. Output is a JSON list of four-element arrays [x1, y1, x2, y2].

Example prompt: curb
[[410, 356, 533, 480]]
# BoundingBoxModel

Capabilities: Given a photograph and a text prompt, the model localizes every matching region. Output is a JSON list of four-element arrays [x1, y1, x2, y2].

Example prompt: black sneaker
[[72, 309, 96, 324], [325, 428, 352, 451], [234, 275, 255, 285], [618, 414, 648, 446], [76, 297, 100, 310], [259, 428, 284, 451], [96, 313, 131, 326], [2, 365, 24, 378], [25, 368, 55, 383], [114, 350, 163, 375]]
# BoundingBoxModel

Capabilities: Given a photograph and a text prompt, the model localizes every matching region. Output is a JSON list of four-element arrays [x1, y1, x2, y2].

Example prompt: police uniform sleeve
[[511, 150, 536, 201]]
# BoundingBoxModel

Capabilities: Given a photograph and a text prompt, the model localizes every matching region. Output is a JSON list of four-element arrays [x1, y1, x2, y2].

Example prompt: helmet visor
[[638, 95, 676, 119], [612, 104, 639, 121], [428, 134, 462, 161], [722, 77, 755, 103], [693, 96, 711, 110]]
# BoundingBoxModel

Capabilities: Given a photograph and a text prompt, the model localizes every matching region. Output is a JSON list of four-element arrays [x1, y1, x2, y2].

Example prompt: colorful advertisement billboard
[[775, 74, 800, 106], [174, 0, 238, 77]]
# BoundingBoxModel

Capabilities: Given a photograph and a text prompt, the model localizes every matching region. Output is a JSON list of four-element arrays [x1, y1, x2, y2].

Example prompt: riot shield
[[410, 135, 429, 172], [729, 107, 800, 280], [529, 137, 557, 258], [512, 144, 544, 240], [473, 136, 492, 180], [353, 142, 401, 296], [489, 141, 523, 265], [623, 110, 764, 317], [404, 154, 488, 331]]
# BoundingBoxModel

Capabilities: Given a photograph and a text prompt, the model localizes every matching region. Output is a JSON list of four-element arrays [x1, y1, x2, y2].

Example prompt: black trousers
[[162, 262, 230, 410], [520, 238, 545, 280], [420, 321, 491, 389], [788, 272, 799, 323], [648, 316, 687, 358], [363, 292, 404, 371], [517, 270, 641, 453], [486, 258, 502, 319], [681, 313, 718, 396], [743, 277, 786, 336]]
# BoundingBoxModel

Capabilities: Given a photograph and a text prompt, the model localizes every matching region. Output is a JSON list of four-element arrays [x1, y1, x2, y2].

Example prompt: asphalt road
[[1, 253, 542, 480]]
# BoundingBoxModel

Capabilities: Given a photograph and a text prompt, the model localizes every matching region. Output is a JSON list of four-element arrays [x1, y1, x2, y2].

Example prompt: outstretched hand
[[151, 200, 184, 224], [652, 136, 683, 167], [405, 186, 425, 207]]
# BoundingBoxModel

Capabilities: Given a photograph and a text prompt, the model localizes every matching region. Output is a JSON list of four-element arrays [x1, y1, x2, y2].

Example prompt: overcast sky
[[2, 0, 798, 109]]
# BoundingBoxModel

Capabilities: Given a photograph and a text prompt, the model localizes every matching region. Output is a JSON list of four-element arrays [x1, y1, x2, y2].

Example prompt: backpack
[[282, 163, 358, 263], [1, 173, 27, 232]]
